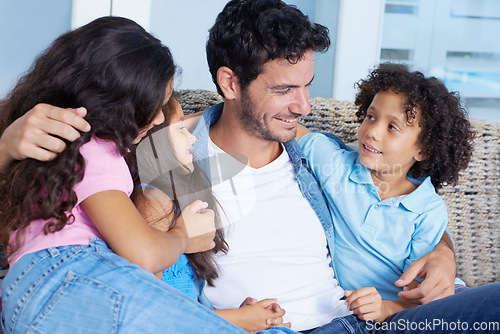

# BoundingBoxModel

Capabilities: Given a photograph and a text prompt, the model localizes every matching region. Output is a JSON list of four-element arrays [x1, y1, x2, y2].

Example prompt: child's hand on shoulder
[[344, 287, 391, 322], [173, 200, 216, 253], [235, 297, 290, 332]]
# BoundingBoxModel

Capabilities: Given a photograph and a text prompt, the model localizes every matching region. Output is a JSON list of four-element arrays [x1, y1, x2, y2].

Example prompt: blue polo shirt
[[299, 133, 448, 300]]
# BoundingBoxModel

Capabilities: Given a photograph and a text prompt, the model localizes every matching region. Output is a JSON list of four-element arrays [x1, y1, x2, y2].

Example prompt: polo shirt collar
[[400, 176, 435, 214], [348, 156, 436, 214], [348, 156, 373, 185]]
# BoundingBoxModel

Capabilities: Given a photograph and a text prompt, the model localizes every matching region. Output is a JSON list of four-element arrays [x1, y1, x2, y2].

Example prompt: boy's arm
[[346, 281, 420, 322], [396, 231, 456, 304], [394, 183, 455, 304]]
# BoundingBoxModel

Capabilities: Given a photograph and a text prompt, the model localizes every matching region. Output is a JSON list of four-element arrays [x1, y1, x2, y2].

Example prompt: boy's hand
[[0, 104, 90, 167], [172, 200, 216, 253], [236, 298, 290, 332], [345, 288, 391, 322]]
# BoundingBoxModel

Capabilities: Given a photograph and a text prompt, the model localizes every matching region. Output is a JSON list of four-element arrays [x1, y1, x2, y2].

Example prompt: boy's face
[[357, 89, 425, 179], [234, 50, 315, 143]]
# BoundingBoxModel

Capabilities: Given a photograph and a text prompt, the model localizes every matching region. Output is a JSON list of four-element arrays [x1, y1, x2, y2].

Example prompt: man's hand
[[0, 104, 90, 170], [396, 241, 456, 304]]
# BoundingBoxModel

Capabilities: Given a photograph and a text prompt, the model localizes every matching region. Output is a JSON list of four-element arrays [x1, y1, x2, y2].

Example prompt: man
[[2, 1, 498, 333], [185, 1, 499, 332]]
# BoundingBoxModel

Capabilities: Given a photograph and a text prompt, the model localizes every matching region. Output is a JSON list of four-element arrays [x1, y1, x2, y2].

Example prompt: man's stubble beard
[[237, 89, 297, 144]]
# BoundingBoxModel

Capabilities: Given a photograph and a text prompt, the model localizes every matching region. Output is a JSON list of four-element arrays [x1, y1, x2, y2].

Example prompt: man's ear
[[217, 66, 240, 100]]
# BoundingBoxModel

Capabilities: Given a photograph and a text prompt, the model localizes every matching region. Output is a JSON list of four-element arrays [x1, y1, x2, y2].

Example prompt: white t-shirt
[[204, 139, 350, 331]]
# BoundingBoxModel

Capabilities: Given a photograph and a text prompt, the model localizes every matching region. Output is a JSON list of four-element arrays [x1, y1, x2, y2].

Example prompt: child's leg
[[1, 238, 244, 334]]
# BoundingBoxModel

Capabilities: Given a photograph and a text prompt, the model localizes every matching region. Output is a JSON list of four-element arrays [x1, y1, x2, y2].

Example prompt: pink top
[[9, 137, 133, 266]]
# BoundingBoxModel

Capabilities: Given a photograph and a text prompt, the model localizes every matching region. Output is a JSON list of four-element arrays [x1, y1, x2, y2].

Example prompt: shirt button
[[375, 204, 380, 209]]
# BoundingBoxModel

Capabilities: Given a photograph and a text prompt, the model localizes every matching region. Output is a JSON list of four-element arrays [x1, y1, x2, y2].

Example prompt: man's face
[[235, 50, 315, 143]]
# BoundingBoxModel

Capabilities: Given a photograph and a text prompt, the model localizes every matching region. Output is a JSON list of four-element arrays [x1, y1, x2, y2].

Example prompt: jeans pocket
[[27, 271, 121, 334]]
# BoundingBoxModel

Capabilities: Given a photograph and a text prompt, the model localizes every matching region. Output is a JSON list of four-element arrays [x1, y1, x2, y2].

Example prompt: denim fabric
[[302, 315, 364, 334], [1, 238, 247, 334], [191, 103, 339, 277], [305, 283, 500, 334]]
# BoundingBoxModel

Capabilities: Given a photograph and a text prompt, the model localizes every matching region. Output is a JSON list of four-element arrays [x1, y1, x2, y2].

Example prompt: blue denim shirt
[[163, 103, 461, 307], [163, 102, 350, 307], [191, 102, 343, 278]]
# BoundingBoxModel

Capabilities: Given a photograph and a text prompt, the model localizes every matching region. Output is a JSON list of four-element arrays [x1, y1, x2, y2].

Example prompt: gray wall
[[0, 0, 71, 98]]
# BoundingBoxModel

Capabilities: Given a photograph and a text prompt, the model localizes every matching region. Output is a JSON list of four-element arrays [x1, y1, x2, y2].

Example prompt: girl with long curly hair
[[296, 63, 474, 323], [0, 16, 246, 333]]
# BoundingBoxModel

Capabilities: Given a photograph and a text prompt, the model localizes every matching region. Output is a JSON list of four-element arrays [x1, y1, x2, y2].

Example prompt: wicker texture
[[178, 89, 499, 288]]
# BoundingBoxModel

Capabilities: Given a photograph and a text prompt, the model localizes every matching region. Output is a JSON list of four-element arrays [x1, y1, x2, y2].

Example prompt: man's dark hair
[[206, 0, 330, 96]]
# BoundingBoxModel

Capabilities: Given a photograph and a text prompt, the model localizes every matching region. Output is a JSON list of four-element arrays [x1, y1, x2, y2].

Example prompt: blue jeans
[[306, 282, 500, 334], [0, 238, 293, 334]]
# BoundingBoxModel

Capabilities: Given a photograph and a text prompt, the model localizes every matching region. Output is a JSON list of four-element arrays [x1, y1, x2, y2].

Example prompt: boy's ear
[[217, 66, 240, 100], [414, 146, 426, 162]]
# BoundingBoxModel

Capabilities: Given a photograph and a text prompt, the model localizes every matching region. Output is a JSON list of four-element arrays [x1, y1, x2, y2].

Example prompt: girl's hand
[[216, 298, 290, 332], [172, 200, 216, 253], [345, 287, 391, 322], [0, 104, 90, 170]]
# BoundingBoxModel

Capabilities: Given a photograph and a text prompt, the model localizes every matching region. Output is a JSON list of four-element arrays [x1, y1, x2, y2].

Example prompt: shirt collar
[[348, 156, 436, 214], [400, 176, 436, 214], [192, 102, 223, 160], [348, 156, 373, 185], [284, 139, 309, 174]]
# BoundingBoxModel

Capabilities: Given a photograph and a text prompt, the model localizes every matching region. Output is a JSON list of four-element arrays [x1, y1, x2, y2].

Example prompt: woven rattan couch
[[177, 89, 500, 288]]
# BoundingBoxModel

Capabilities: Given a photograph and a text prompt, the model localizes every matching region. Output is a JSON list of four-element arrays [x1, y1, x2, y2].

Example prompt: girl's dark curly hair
[[134, 97, 227, 286], [0, 16, 175, 259], [354, 63, 474, 190], [206, 0, 330, 96]]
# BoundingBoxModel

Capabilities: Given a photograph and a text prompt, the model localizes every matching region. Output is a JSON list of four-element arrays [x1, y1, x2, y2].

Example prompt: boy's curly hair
[[354, 63, 475, 190]]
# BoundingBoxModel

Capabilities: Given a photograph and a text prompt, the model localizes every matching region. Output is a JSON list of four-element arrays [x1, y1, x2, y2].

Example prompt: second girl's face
[[167, 98, 197, 171], [133, 79, 173, 144]]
